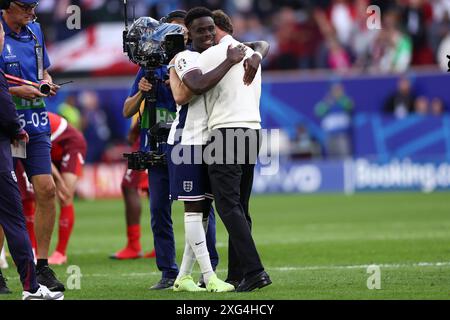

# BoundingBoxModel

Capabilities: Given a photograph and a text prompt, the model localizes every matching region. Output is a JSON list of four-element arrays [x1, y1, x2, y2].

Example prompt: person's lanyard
[[27, 26, 44, 81]]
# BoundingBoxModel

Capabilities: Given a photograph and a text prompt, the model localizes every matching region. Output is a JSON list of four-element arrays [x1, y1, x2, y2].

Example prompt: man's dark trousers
[[207, 128, 263, 280], [0, 171, 38, 292]]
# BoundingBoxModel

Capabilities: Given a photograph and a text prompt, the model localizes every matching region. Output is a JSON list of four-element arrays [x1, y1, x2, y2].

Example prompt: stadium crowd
[[35, 0, 450, 72]]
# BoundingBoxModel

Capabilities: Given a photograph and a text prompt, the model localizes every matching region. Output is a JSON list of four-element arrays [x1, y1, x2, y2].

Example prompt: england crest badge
[[183, 181, 193, 193]]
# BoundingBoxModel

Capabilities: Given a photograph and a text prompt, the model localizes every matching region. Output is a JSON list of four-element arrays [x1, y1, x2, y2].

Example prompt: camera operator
[[0, 0, 63, 292], [122, 10, 219, 290]]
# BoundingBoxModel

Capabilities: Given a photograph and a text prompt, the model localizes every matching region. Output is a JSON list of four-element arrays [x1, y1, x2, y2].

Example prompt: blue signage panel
[[253, 159, 450, 194], [253, 160, 347, 194]]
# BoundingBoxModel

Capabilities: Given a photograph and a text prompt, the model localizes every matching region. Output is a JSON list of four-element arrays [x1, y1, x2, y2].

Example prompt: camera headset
[[160, 10, 187, 24]]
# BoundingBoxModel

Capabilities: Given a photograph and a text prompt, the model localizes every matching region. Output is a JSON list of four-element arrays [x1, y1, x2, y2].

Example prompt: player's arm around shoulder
[[169, 54, 194, 106], [182, 45, 247, 95], [243, 41, 270, 59], [242, 41, 270, 85]]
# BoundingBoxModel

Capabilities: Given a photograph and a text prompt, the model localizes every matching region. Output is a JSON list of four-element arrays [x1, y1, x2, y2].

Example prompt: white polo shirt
[[197, 35, 262, 131], [167, 50, 210, 145]]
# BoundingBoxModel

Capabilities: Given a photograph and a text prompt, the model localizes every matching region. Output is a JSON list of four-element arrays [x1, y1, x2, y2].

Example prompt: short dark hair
[[165, 10, 187, 23], [185, 7, 213, 28], [212, 10, 233, 35]]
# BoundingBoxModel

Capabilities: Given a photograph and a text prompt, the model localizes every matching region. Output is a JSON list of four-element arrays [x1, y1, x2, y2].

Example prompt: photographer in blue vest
[[0, 0, 64, 291], [0, 13, 63, 299]]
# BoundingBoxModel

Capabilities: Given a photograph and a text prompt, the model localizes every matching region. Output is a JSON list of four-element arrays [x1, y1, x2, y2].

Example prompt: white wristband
[[253, 52, 263, 60]]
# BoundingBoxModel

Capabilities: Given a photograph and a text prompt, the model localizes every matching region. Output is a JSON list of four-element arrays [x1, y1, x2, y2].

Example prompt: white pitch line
[[272, 261, 450, 271], [81, 261, 450, 277], [4, 261, 450, 281]]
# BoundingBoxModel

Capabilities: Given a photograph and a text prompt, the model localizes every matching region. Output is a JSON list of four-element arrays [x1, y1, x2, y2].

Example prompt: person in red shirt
[[17, 112, 87, 265]]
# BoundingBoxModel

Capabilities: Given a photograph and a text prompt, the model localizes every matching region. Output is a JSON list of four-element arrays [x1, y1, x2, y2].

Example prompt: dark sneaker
[[149, 278, 175, 290], [36, 266, 65, 292], [0, 273, 12, 294]]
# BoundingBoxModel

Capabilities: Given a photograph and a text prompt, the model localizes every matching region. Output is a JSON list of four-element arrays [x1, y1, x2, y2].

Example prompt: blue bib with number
[[14, 97, 50, 135]]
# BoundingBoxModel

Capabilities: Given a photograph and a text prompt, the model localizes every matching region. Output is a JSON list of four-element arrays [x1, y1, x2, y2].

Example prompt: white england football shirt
[[167, 50, 210, 145], [196, 35, 262, 131]]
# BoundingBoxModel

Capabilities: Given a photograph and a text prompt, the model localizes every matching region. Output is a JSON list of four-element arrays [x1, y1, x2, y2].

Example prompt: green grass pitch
[[1, 192, 449, 300]]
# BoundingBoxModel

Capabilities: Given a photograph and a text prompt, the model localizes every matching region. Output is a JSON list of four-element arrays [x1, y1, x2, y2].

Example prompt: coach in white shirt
[[196, 10, 272, 292]]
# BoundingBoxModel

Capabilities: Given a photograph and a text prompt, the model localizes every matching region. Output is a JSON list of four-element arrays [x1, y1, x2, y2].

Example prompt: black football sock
[[36, 259, 48, 270]]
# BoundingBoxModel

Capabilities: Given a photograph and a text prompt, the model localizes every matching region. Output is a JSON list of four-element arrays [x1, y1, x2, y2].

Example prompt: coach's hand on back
[[226, 44, 247, 65], [243, 54, 262, 86]]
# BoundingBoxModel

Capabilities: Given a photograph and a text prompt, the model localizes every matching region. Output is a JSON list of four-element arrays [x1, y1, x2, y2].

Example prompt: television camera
[[123, 122, 173, 170], [121, 1, 185, 169]]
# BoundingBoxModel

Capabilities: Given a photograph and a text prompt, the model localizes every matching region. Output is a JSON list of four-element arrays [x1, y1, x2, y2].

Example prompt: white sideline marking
[[84, 261, 450, 277], [273, 261, 450, 271], [6, 261, 450, 281]]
